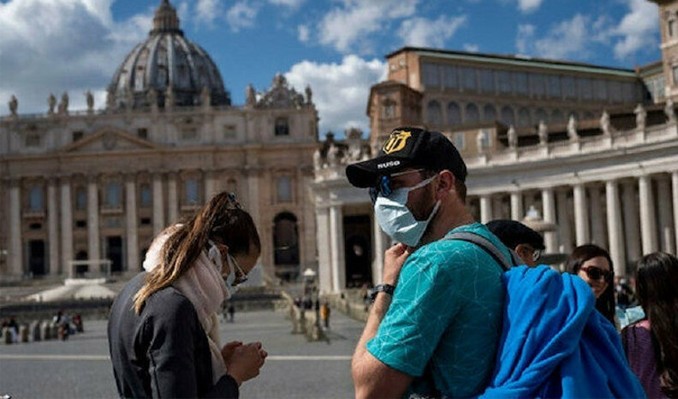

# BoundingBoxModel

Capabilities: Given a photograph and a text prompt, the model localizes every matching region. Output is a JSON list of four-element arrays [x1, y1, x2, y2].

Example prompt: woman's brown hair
[[564, 244, 616, 325], [133, 192, 260, 313]]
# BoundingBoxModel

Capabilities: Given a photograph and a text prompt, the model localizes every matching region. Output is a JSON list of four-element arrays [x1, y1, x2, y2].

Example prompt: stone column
[[605, 180, 626, 276], [167, 173, 178, 224], [47, 179, 59, 275], [510, 191, 524, 220], [556, 189, 573, 254], [622, 180, 642, 265], [329, 205, 345, 293], [589, 185, 607, 247], [315, 207, 332, 294], [60, 177, 73, 275], [656, 177, 675, 254], [9, 180, 23, 277], [87, 177, 100, 262], [152, 173, 165, 234], [480, 194, 493, 224], [541, 188, 557, 253], [204, 170, 216, 202], [246, 170, 261, 236], [638, 175, 658, 254], [673, 171, 678, 255], [573, 183, 589, 245], [372, 216, 387, 286], [125, 176, 139, 271]]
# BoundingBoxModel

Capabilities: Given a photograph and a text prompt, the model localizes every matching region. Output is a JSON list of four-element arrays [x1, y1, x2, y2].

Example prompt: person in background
[[108, 192, 267, 398], [622, 252, 678, 399], [564, 244, 616, 326], [486, 219, 545, 267]]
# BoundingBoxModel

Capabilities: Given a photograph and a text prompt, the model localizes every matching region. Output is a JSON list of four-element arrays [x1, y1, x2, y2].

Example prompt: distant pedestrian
[[486, 219, 544, 267], [320, 302, 331, 329], [227, 303, 235, 323]]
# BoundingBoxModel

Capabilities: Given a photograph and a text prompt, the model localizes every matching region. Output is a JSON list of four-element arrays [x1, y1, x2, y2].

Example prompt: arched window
[[447, 102, 462, 126], [184, 178, 199, 205], [483, 104, 497, 122], [427, 100, 442, 125], [500, 106, 515, 126], [273, 212, 300, 280], [277, 176, 292, 203], [465, 103, 479, 124], [140, 184, 152, 208], [275, 117, 289, 136], [535, 108, 548, 124], [105, 182, 122, 209]]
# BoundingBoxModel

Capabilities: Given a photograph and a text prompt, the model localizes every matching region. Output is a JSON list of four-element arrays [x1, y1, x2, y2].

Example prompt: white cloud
[[318, 0, 419, 53], [0, 0, 150, 116], [515, 24, 536, 55], [298, 24, 310, 42], [515, 15, 592, 61], [398, 15, 467, 48], [612, 0, 658, 60], [285, 55, 387, 136], [225, 1, 259, 32], [463, 43, 480, 52], [195, 0, 223, 26], [518, 0, 542, 13]]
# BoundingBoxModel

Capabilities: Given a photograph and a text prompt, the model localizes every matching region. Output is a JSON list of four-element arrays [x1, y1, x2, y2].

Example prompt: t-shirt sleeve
[[366, 247, 461, 377]]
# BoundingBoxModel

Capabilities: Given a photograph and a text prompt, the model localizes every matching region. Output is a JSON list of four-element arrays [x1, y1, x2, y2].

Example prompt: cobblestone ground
[[0, 309, 364, 399]]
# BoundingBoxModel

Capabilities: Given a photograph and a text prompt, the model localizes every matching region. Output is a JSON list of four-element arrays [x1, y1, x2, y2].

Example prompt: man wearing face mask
[[108, 192, 267, 398], [347, 127, 510, 398]]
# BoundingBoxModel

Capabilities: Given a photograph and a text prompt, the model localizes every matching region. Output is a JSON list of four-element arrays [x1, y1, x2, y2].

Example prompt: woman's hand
[[225, 341, 267, 385], [221, 340, 242, 364]]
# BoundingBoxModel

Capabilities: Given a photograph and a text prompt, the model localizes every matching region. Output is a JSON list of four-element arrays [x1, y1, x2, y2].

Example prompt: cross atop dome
[[150, 0, 182, 36]]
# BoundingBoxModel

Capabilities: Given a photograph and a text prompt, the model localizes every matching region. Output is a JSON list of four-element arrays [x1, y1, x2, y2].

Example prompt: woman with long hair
[[564, 244, 616, 325], [108, 192, 267, 398], [622, 252, 678, 398]]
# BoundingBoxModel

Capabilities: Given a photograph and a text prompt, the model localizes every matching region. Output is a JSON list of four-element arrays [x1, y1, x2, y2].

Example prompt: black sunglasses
[[368, 169, 425, 203], [581, 266, 614, 282]]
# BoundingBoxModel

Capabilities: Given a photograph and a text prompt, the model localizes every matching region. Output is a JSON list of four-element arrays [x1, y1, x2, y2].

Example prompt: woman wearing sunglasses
[[108, 192, 267, 398], [565, 244, 616, 326]]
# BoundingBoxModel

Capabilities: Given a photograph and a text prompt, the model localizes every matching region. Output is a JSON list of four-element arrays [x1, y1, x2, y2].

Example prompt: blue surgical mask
[[374, 176, 440, 247]]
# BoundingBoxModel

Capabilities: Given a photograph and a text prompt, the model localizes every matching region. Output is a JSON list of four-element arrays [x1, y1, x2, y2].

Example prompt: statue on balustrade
[[8, 95, 18, 116], [86, 90, 94, 111], [507, 125, 517, 149], [665, 99, 675, 124], [567, 115, 578, 141], [538, 120, 548, 145], [48, 93, 57, 114], [634, 103, 646, 130], [600, 110, 611, 135]]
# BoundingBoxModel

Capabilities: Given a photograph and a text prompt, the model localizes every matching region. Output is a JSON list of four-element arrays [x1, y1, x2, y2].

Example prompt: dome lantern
[[150, 0, 182, 36]]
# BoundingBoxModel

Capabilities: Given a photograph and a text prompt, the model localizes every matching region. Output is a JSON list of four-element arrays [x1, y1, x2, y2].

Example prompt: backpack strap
[[444, 231, 515, 272]]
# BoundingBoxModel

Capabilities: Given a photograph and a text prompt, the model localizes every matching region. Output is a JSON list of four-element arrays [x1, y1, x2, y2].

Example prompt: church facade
[[0, 1, 319, 282]]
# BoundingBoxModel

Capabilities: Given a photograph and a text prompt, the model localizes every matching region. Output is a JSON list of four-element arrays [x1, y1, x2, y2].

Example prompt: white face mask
[[374, 175, 440, 247], [207, 240, 237, 298]]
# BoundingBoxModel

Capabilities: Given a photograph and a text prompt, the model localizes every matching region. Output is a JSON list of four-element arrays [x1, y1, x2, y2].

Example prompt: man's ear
[[437, 170, 455, 193]]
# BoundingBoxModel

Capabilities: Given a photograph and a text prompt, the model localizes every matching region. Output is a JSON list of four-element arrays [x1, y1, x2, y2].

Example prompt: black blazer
[[108, 272, 239, 398]]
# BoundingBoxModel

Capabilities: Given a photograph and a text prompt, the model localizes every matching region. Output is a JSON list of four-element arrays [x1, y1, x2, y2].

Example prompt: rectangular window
[[530, 74, 545, 97], [25, 133, 41, 148], [185, 179, 199, 205], [105, 182, 122, 208], [513, 72, 528, 95], [72, 131, 84, 142], [594, 79, 608, 101], [547, 75, 561, 98], [444, 66, 458, 89], [578, 78, 593, 100], [76, 188, 87, 210], [223, 125, 237, 139], [422, 63, 440, 87], [181, 129, 198, 141], [28, 186, 44, 211], [479, 69, 494, 93], [461, 67, 477, 91], [608, 81, 622, 103], [277, 176, 292, 203], [497, 71, 512, 94], [562, 76, 576, 99], [137, 128, 148, 139], [140, 184, 152, 208]]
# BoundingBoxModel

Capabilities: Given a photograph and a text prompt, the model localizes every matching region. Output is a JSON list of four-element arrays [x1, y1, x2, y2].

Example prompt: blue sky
[[0, 0, 661, 137]]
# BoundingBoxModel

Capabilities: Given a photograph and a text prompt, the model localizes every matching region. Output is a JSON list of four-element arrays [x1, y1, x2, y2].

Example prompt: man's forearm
[[353, 292, 391, 360]]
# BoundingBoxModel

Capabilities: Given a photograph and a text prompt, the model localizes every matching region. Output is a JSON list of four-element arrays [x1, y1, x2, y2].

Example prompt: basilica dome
[[107, 0, 230, 110]]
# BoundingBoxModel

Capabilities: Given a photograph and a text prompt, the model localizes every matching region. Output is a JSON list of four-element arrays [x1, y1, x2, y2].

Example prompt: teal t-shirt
[[366, 222, 507, 398]]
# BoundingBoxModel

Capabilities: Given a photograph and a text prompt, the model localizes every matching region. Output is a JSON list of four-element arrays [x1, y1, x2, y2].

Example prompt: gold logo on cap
[[382, 130, 411, 154]]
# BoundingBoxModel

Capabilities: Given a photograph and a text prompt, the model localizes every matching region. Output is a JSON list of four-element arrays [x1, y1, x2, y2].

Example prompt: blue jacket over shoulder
[[479, 265, 646, 399]]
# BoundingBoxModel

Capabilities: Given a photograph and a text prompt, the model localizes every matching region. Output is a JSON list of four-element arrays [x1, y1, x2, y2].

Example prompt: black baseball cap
[[345, 127, 467, 188]]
